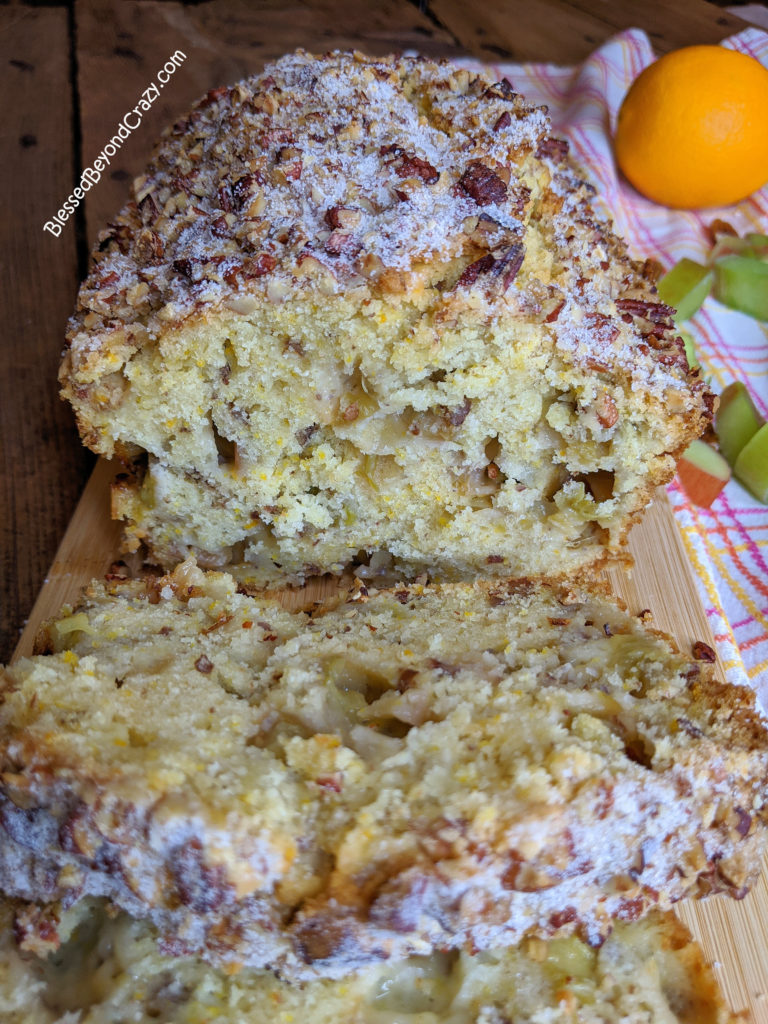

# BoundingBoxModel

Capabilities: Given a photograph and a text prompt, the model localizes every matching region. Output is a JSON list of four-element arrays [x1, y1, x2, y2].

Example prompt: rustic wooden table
[[4, 2, 768, 1019], [0, 0, 751, 662]]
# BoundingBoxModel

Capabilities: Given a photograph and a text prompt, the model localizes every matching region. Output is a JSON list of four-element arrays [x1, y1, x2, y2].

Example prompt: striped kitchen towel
[[464, 28, 768, 701]]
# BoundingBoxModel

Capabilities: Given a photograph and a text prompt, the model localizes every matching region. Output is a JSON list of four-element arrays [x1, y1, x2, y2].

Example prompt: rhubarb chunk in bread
[[0, 899, 740, 1024], [60, 51, 711, 584], [1, 563, 765, 978]]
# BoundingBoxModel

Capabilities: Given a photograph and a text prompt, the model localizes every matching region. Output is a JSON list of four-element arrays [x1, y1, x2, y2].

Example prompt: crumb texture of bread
[[0, 899, 740, 1024], [1, 563, 765, 977], [60, 51, 712, 583]]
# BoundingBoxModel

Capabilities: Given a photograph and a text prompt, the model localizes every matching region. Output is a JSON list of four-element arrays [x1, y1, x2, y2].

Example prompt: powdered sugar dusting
[[68, 51, 551, 340]]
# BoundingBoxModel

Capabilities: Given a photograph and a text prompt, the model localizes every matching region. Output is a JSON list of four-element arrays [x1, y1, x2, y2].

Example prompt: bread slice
[[1, 897, 740, 1024], [60, 51, 711, 585], [1, 563, 765, 978]]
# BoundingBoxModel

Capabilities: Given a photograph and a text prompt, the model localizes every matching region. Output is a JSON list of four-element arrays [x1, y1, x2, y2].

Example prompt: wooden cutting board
[[12, 458, 768, 1021]]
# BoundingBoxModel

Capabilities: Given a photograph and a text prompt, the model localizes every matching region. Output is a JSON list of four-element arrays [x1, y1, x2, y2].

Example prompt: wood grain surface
[[429, 0, 749, 64], [0, 5, 94, 662]]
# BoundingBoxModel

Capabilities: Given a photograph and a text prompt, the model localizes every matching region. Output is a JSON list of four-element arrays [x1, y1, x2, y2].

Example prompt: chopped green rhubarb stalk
[[677, 439, 731, 508], [734, 423, 768, 504], [678, 329, 698, 370], [657, 259, 713, 322], [713, 254, 768, 321], [715, 381, 764, 466], [711, 233, 768, 262]]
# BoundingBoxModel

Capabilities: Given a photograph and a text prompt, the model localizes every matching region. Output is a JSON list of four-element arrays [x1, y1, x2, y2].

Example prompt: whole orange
[[614, 45, 768, 209]]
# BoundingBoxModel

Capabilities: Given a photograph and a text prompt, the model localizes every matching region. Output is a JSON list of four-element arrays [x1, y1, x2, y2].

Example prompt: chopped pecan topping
[[172, 257, 199, 280], [173, 837, 228, 912], [135, 229, 164, 264], [483, 78, 516, 100], [223, 252, 277, 286], [458, 161, 507, 206], [549, 906, 578, 928], [325, 206, 361, 230], [276, 147, 303, 181], [211, 216, 230, 239], [231, 173, 260, 208], [456, 244, 524, 291], [456, 253, 495, 288], [536, 137, 569, 162], [493, 111, 512, 132], [199, 84, 230, 108], [380, 144, 439, 184], [584, 312, 620, 344], [325, 230, 358, 256], [615, 298, 675, 323], [217, 183, 233, 212], [491, 243, 525, 287], [137, 191, 159, 224], [544, 299, 565, 323]]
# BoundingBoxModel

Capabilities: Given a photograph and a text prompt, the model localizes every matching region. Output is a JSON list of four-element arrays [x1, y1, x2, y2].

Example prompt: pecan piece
[[224, 252, 278, 285], [199, 84, 229, 108], [325, 230, 358, 256], [380, 144, 439, 184], [231, 173, 260, 209], [137, 191, 159, 224], [483, 78, 516, 100], [458, 161, 507, 206], [615, 298, 675, 323], [456, 244, 524, 291], [491, 243, 524, 288], [692, 640, 716, 662], [544, 299, 565, 323], [325, 206, 361, 230], [584, 312, 620, 344], [536, 137, 570, 163], [445, 397, 471, 427], [211, 216, 230, 239], [594, 391, 618, 428], [456, 253, 495, 288], [135, 228, 164, 264], [734, 807, 752, 838]]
